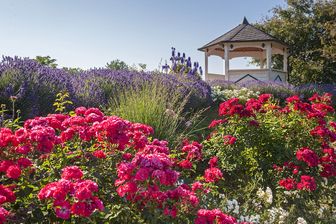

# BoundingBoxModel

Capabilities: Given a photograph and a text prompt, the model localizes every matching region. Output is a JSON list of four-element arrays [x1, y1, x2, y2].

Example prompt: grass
[[106, 78, 207, 148]]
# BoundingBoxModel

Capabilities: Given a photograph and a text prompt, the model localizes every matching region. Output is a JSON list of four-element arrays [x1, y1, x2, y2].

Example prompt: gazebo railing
[[206, 73, 226, 81], [270, 70, 287, 82], [205, 69, 287, 83]]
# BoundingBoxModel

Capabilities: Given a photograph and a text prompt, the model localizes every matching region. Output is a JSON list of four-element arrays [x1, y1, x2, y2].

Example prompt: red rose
[[6, 165, 21, 179], [17, 158, 33, 168], [297, 175, 316, 191], [204, 167, 223, 183], [223, 135, 237, 145], [92, 150, 106, 159], [54, 200, 71, 220], [209, 156, 218, 168], [279, 178, 296, 190], [296, 147, 319, 167], [179, 160, 193, 169], [61, 166, 83, 180]]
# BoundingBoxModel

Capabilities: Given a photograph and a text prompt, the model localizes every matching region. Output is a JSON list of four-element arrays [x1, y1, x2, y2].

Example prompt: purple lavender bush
[[162, 47, 203, 78], [160, 47, 210, 109], [0, 56, 211, 119], [70, 67, 211, 110], [0, 56, 71, 118]]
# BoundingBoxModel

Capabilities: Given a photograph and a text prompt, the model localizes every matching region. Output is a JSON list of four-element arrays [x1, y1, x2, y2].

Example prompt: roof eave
[[198, 47, 207, 52], [198, 39, 289, 52]]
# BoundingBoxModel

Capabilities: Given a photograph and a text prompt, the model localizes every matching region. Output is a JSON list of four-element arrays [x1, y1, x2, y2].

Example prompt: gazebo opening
[[230, 57, 259, 70], [208, 56, 224, 75], [198, 17, 289, 83]]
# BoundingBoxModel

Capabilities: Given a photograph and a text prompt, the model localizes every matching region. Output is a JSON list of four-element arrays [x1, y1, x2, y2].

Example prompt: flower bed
[[0, 92, 335, 223]]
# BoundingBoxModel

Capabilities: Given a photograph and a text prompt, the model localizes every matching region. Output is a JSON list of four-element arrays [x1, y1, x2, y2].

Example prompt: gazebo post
[[283, 49, 288, 72], [204, 51, 209, 80], [224, 44, 229, 81], [266, 43, 272, 80], [283, 49, 288, 82], [260, 57, 265, 69]]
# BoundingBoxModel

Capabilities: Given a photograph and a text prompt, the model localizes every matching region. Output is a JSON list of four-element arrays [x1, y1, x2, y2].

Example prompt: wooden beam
[[224, 44, 229, 81], [283, 49, 288, 72], [204, 52, 208, 80], [266, 43, 272, 81]]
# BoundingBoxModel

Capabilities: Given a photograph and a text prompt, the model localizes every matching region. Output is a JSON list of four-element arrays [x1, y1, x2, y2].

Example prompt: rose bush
[[0, 105, 248, 224], [204, 93, 336, 222]]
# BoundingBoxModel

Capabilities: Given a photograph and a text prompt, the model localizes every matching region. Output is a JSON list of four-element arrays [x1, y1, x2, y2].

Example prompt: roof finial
[[242, 17, 249, 25]]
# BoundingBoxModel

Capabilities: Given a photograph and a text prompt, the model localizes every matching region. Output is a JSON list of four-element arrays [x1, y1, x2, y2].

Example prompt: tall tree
[[35, 56, 58, 68], [106, 59, 129, 71], [255, 0, 336, 85], [106, 59, 147, 72]]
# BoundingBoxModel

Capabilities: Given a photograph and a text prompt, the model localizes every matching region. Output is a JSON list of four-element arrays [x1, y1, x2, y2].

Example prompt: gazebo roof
[[198, 17, 288, 51]]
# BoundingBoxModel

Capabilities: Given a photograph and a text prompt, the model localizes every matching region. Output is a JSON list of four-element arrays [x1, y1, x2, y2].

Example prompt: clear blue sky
[[0, 0, 286, 73]]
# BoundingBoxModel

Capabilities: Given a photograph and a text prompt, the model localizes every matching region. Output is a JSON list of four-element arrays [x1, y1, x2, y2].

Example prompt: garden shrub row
[[0, 56, 211, 119], [208, 80, 336, 106]]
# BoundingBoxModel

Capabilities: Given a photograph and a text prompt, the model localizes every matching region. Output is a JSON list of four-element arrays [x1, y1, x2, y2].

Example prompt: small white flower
[[297, 217, 307, 224], [239, 214, 260, 223], [256, 188, 264, 198], [211, 86, 259, 103], [226, 199, 240, 214], [265, 187, 273, 204], [185, 120, 192, 127], [266, 207, 289, 224], [257, 187, 273, 204], [218, 193, 225, 199]]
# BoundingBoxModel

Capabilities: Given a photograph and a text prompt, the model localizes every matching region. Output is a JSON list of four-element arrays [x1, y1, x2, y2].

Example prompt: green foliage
[[255, 0, 336, 85], [137, 63, 147, 72], [106, 59, 129, 71], [106, 59, 148, 72], [53, 91, 73, 113], [107, 79, 205, 147], [35, 56, 58, 68], [0, 101, 22, 130]]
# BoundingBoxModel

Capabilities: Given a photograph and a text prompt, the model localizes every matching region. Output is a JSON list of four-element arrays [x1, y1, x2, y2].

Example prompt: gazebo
[[198, 17, 289, 83]]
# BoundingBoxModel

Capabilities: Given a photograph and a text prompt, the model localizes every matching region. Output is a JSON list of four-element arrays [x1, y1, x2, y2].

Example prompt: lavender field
[[0, 56, 211, 119]]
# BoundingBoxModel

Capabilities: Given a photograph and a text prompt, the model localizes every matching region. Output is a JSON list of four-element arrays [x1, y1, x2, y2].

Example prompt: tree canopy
[[106, 59, 129, 71], [35, 56, 58, 68], [106, 59, 147, 72], [255, 0, 336, 85]]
